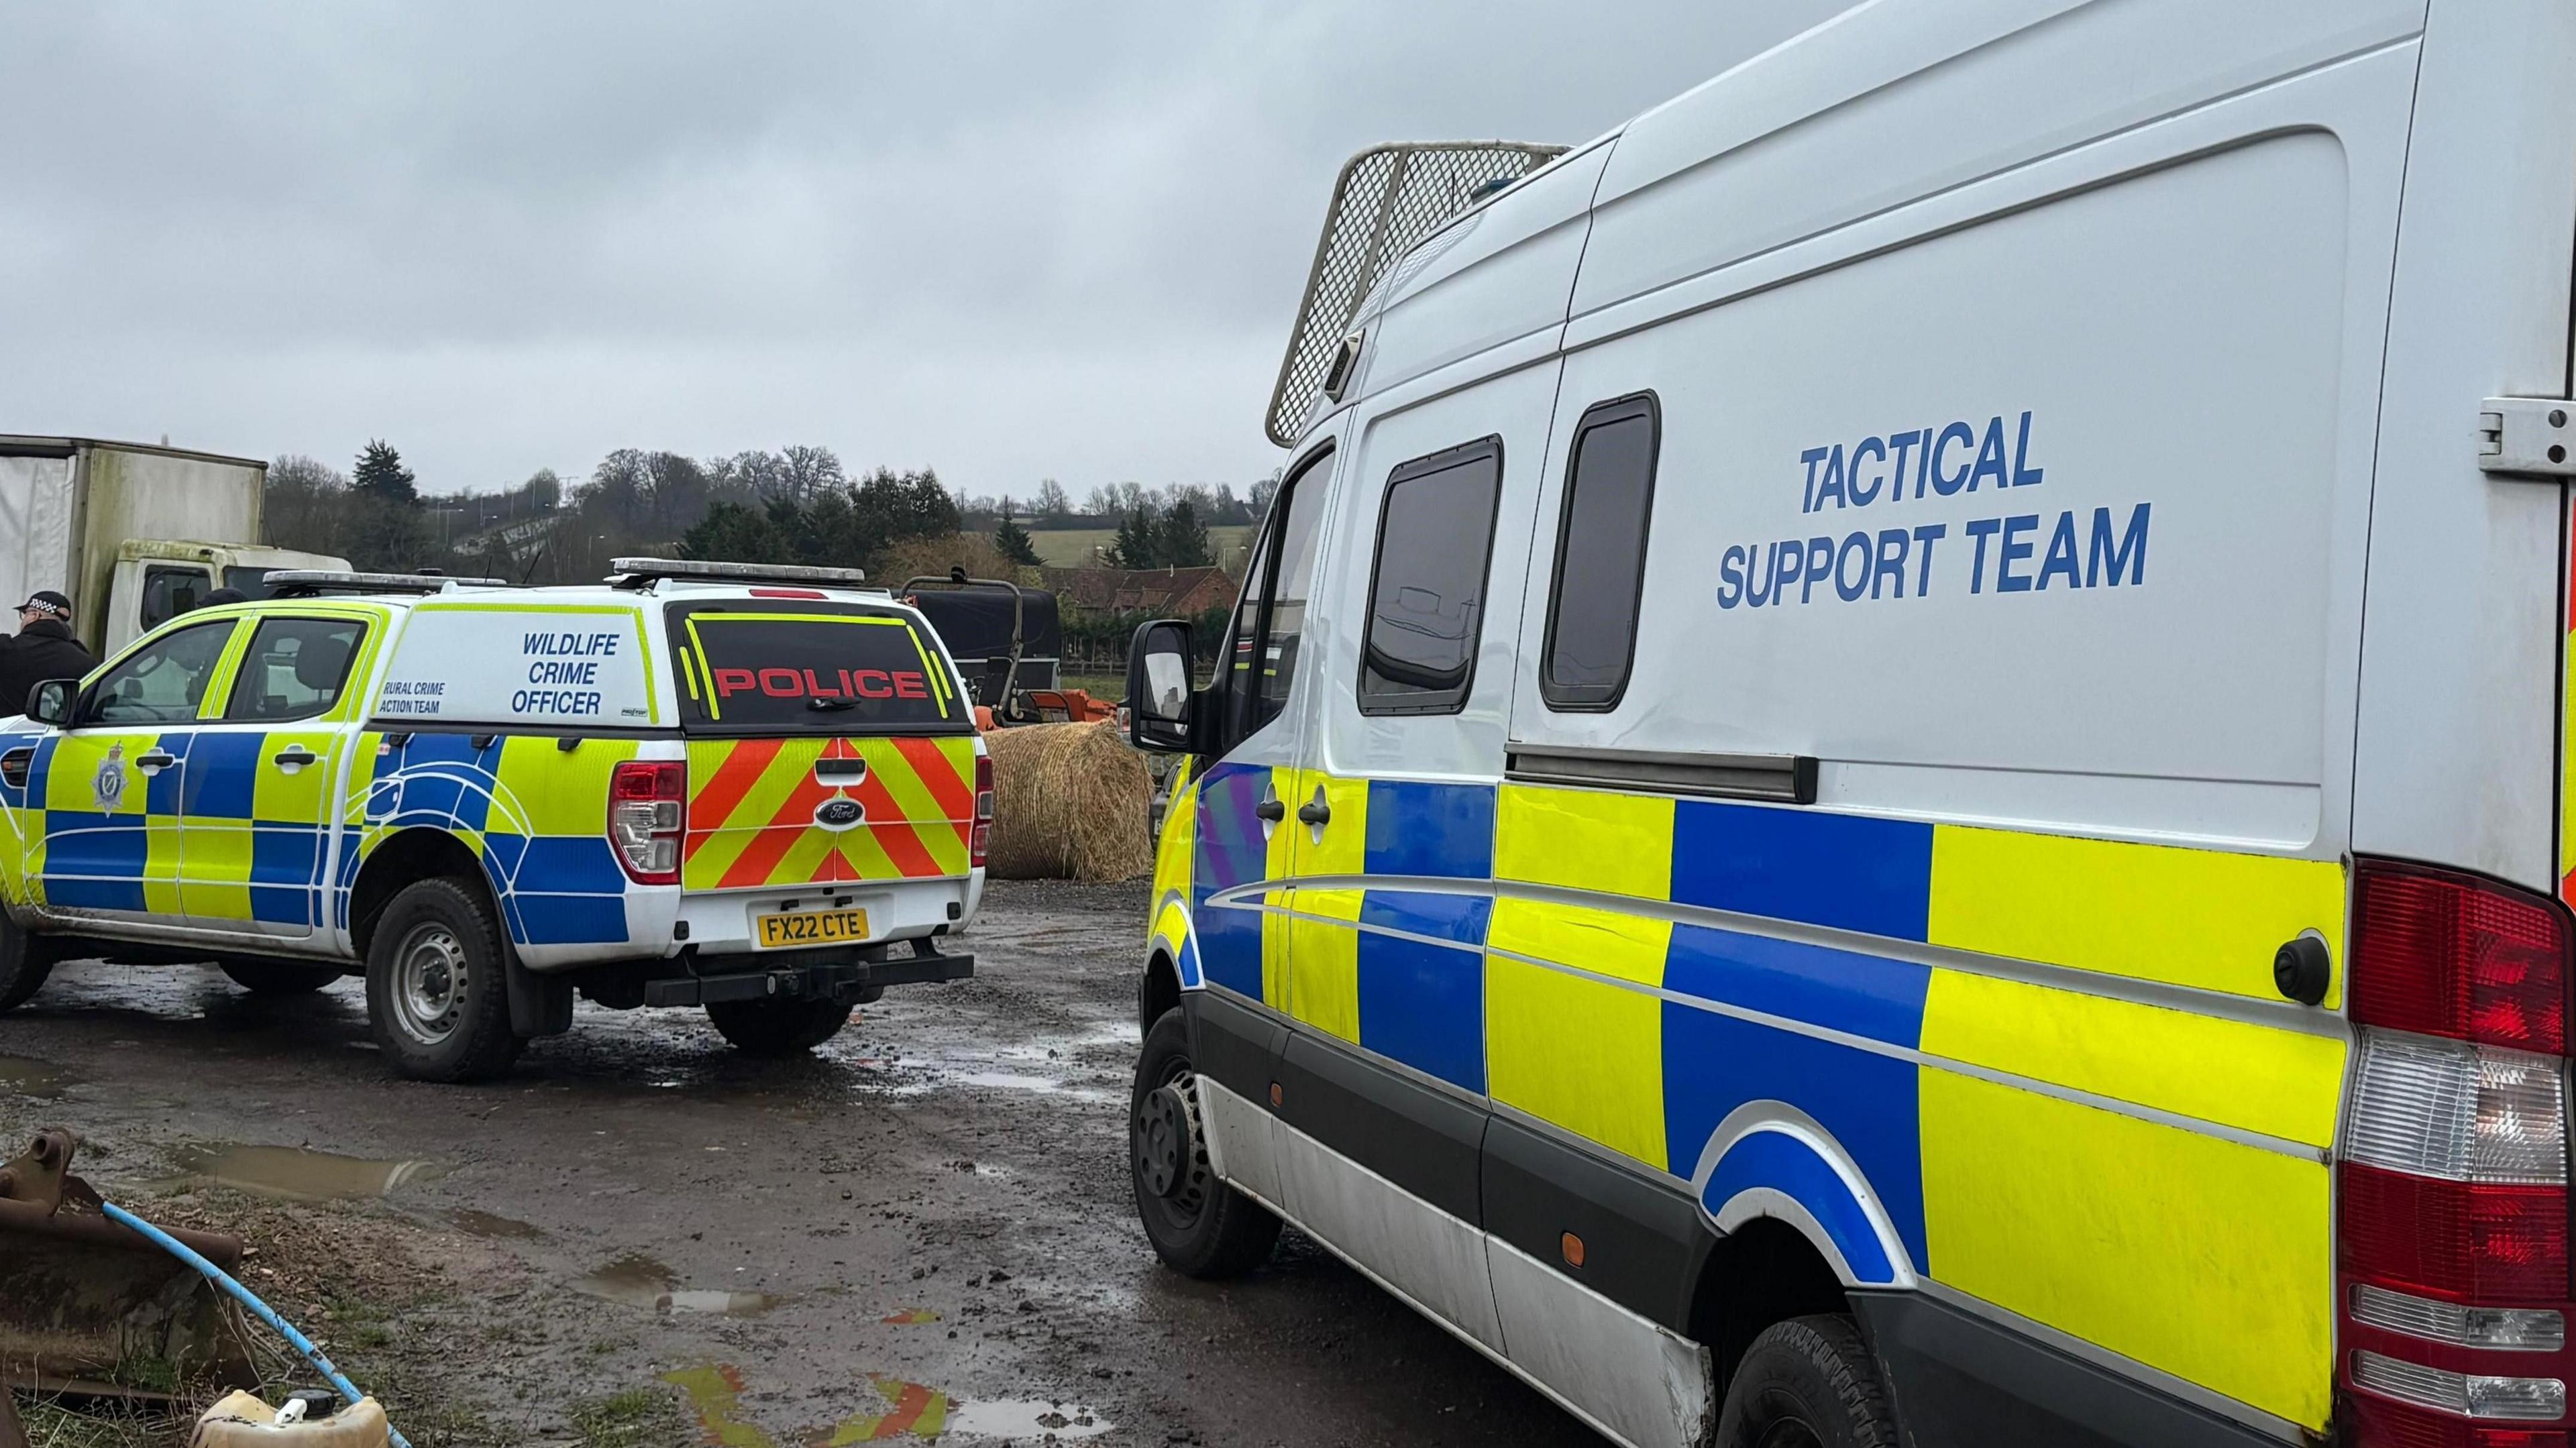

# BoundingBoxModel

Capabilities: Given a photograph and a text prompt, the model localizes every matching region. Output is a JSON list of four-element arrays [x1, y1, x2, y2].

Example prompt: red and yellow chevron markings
[[684, 736, 975, 890]]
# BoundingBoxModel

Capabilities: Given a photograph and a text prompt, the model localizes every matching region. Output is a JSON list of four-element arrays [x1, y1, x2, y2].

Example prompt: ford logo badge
[[814, 797, 865, 830]]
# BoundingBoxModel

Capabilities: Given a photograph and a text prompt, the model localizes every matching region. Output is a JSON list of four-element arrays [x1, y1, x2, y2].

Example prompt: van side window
[[1222, 445, 1332, 743], [1359, 438, 1503, 716], [1541, 394, 1660, 710]]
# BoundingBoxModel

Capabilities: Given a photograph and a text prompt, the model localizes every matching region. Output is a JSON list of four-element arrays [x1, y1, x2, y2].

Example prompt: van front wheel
[[1715, 1315, 1900, 1448], [705, 996, 853, 1056], [1131, 1007, 1279, 1278], [366, 878, 519, 1083]]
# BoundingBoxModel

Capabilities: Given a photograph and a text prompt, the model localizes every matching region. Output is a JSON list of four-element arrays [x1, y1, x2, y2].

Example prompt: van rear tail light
[[609, 759, 686, 885], [2343, 859, 2576, 1442], [971, 754, 994, 869], [2353, 860, 2574, 1054]]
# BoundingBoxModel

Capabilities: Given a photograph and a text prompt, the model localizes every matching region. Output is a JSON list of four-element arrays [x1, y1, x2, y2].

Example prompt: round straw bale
[[981, 720, 1152, 881]]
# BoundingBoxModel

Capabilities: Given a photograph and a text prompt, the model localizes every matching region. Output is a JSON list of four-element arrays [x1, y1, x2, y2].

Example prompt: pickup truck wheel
[[366, 878, 519, 1082], [704, 996, 854, 1056], [1131, 1007, 1279, 1278], [221, 961, 343, 995], [1714, 1316, 1900, 1448], [0, 918, 49, 1013]]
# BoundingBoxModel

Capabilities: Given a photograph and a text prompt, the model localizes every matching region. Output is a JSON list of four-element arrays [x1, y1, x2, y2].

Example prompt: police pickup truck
[[0, 559, 989, 1081]]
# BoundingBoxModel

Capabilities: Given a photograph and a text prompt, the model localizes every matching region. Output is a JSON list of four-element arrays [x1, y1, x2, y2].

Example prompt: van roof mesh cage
[[1264, 141, 1569, 447]]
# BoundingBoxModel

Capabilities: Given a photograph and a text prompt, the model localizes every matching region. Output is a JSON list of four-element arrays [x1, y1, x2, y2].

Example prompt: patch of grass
[[16, 1395, 190, 1448], [323, 1292, 395, 1351], [571, 1386, 694, 1448], [105, 1354, 180, 1396]]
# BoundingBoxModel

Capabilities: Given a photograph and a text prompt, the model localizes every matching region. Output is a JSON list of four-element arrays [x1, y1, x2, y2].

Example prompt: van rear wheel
[[705, 995, 853, 1056], [221, 961, 343, 995], [365, 878, 519, 1083], [1131, 1007, 1279, 1278], [1715, 1315, 1900, 1448]]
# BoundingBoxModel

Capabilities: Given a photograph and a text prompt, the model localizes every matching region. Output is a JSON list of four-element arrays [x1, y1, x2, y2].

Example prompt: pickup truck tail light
[[609, 760, 686, 885], [2344, 858, 2576, 1445], [971, 754, 994, 869]]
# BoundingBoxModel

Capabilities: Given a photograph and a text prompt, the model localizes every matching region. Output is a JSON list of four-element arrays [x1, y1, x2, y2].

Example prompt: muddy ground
[[0, 881, 1605, 1447]]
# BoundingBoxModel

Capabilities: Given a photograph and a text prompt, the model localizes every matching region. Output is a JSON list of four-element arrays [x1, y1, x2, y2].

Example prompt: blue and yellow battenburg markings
[[1152, 769, 2346, 1430], [337, 731, 640, 946]]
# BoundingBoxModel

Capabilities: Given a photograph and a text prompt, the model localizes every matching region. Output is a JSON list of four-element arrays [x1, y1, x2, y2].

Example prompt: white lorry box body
[[0, 437, 348, 652]]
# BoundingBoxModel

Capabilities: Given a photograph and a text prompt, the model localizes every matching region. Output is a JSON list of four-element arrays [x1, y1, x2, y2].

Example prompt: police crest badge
[[93, 742, 125, 814]]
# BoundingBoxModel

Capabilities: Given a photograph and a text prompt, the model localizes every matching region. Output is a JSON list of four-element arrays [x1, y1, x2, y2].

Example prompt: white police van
[[1121, 4, 2576, 1446]]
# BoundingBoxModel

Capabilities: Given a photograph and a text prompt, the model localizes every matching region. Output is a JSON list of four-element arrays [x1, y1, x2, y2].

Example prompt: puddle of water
[[951, 1072, 1112, 1103], [445, 1208, 543, 1240], [160, 1143, 447, 1200], [668, 1365, 1113, 1445], [942, 1398, 1114, 1441], [574, 1254, 782, 1317], [0, 1054, 74, 1099]]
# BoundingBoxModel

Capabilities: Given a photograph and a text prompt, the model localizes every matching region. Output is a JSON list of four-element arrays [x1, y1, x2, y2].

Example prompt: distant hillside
[[1019, 524, 1253, 571]]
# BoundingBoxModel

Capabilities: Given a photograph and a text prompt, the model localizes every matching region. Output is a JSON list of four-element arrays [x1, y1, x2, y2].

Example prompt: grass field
[[1022, 524, 1252, 569]]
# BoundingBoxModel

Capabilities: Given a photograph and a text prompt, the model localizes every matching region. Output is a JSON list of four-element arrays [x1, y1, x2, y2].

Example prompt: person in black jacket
[[0, 592, 96, 718]]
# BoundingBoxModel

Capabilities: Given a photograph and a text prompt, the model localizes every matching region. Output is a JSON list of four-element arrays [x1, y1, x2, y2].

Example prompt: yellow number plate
[[755, 908, 870, 948]]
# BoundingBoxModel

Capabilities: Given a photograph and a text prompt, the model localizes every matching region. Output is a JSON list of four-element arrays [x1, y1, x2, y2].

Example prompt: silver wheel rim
[[390, 921, 467, 1047]]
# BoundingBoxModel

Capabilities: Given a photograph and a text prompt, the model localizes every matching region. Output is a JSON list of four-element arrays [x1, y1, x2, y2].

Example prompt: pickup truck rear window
[[667, 602, 965, 734]]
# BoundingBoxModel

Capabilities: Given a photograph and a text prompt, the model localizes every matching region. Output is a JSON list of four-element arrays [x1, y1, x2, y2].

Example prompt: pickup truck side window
[[1359, 437, 1503, 716], [1226, 446, 1332, 744], [1541, 393, 1661, 711], [224, 616, 366, 723], [80, 618, 234, 726]]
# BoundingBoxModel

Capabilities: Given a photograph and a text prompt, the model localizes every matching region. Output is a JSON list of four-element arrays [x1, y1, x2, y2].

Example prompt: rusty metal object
[[0, 1130, 256, 1395], [0, 1129, 92, 1220]]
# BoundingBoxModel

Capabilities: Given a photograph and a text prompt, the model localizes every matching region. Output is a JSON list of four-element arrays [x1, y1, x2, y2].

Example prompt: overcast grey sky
[[1, 3, 1846, 500]]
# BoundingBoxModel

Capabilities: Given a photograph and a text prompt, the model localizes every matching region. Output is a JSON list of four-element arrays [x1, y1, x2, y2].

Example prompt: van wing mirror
[[1125, 620, 1196, 754], [27, 679, 74, 727]]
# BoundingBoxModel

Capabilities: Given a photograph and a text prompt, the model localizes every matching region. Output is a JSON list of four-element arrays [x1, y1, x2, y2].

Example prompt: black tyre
[[0, 917, 48, 1014], [221, 961, 343, 995], [364, 877, 519, 1083], [705, 995, 854, 1056], [1715, 1315, 1900, 1448], [1130, 1006, 1279, 1278]]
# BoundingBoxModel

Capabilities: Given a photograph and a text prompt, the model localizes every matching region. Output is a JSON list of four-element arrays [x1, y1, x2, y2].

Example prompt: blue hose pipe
[[98, 1199, 413, 1448]]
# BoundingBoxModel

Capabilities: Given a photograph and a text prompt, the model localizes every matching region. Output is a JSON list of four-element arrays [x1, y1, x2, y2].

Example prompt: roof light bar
[[608, 557, 869, 588], [265, 570, 508, 596]]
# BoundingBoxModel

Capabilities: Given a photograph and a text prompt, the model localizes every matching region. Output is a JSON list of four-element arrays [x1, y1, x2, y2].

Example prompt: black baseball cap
[[18, 591, 69, 620]]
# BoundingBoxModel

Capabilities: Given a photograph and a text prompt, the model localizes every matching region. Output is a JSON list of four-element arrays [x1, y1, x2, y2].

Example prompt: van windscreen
[[667, 602, 964, 734]]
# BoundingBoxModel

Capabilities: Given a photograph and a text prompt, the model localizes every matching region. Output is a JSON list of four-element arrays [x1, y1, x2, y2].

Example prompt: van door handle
[[273, 746, 320, 772], [135, 751, 176, 774], [1297, 797, 1330, 828], [1254, 799, 1287, 823]]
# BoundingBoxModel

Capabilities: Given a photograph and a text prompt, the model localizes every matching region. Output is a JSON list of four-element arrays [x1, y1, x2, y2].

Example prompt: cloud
[[0, 1, 1845, 494]]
